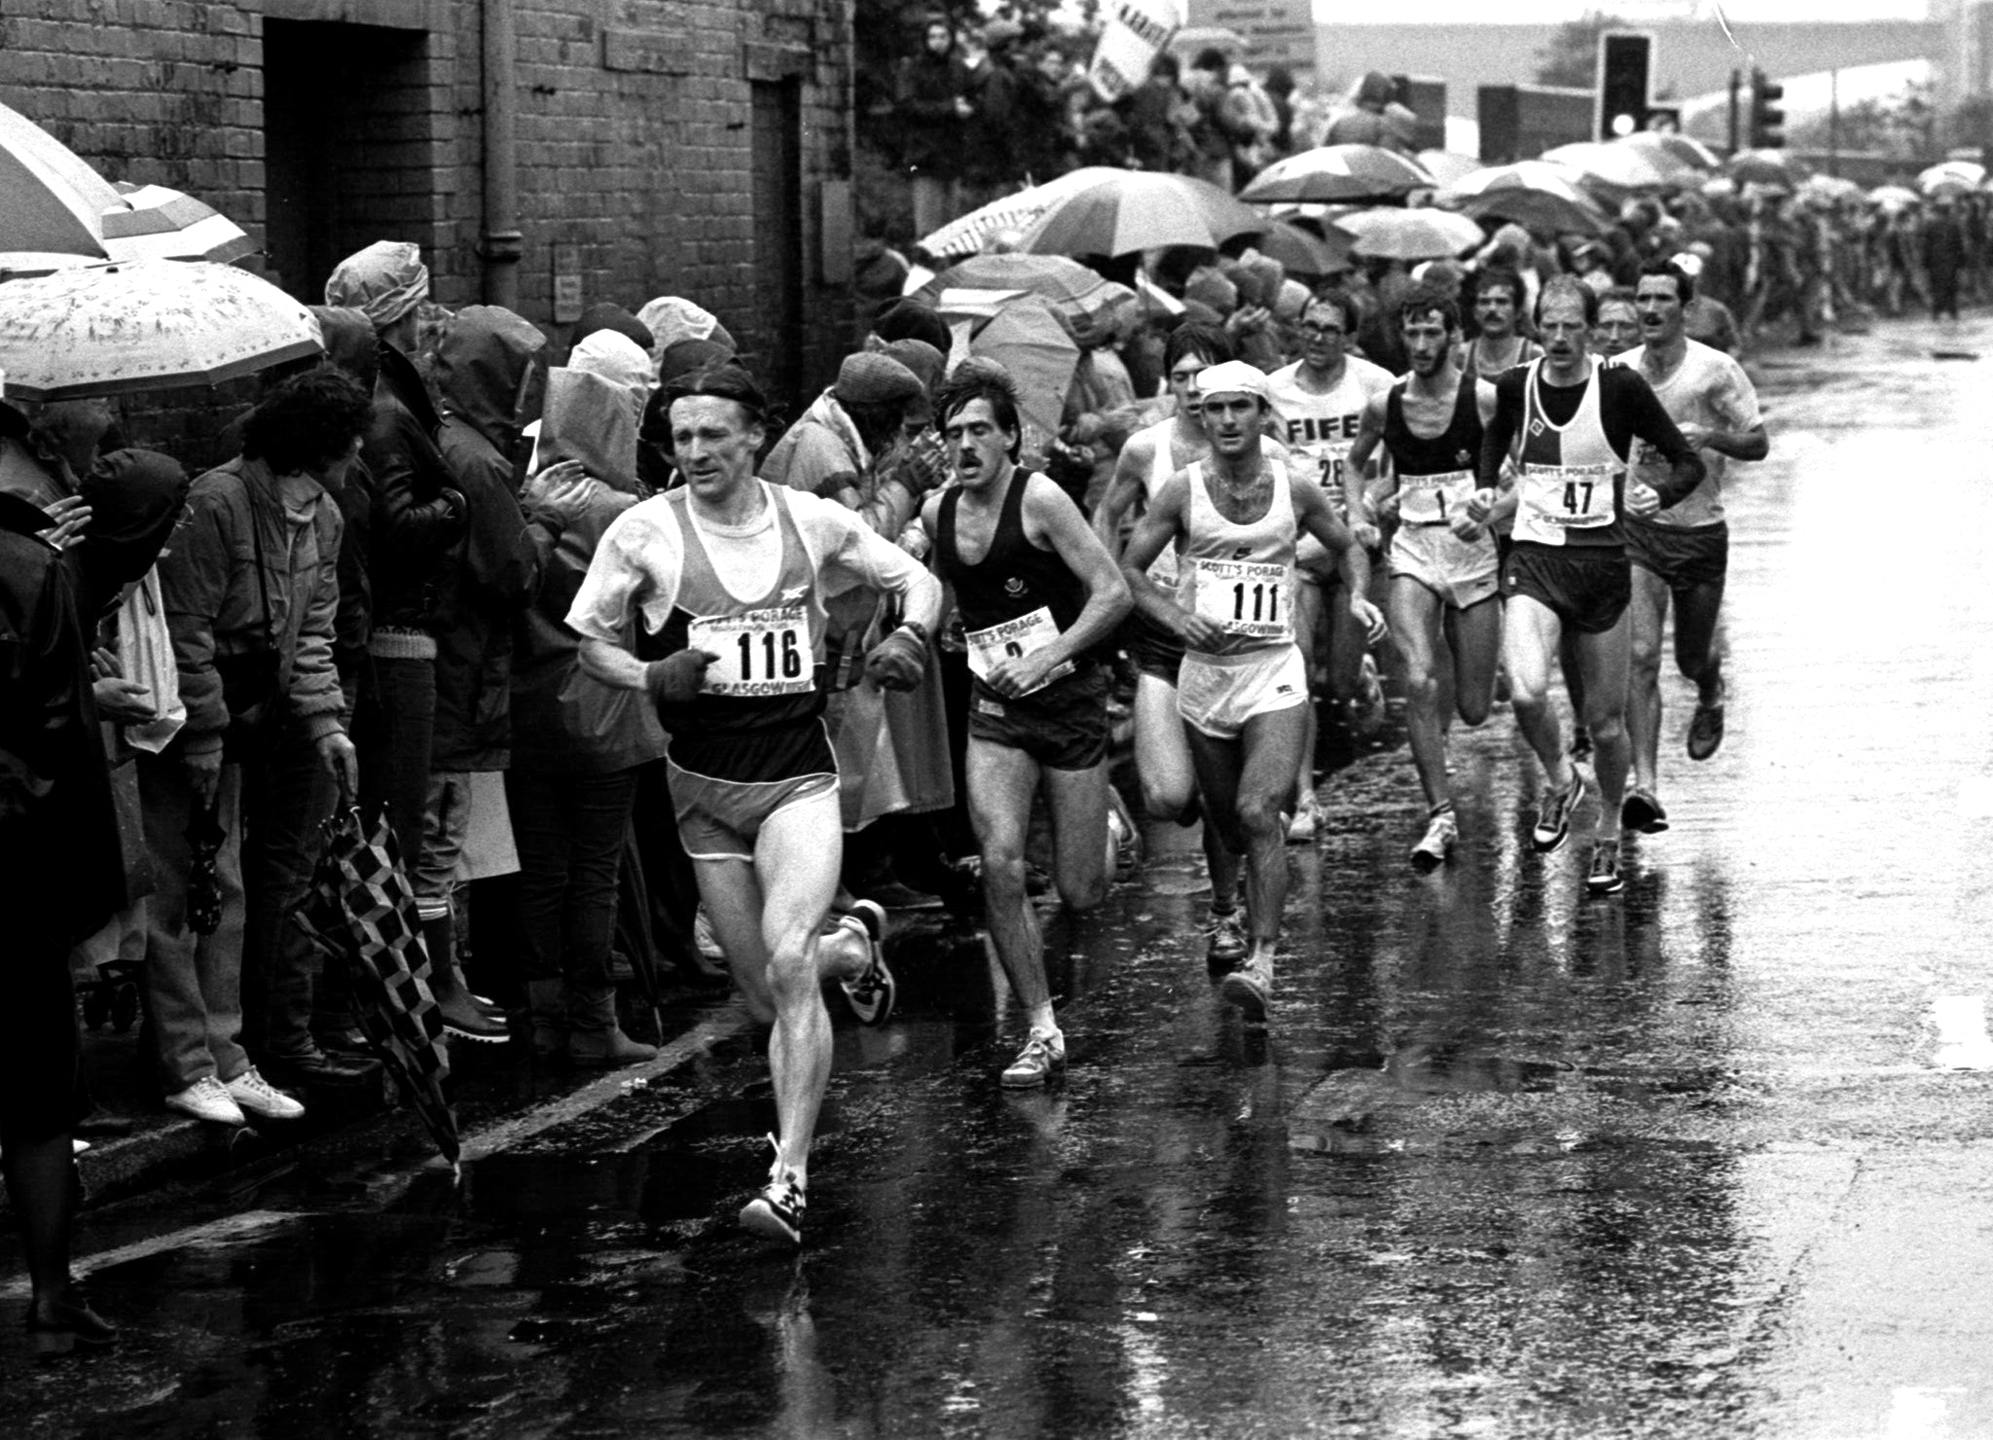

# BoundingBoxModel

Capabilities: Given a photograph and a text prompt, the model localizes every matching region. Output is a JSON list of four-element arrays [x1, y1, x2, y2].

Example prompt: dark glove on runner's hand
[[646, 649, 716, 705], [863, 627, 926, 691]]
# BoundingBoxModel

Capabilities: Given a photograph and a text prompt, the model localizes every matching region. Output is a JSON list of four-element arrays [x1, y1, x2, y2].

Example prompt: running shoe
[[1586, 839, 1625, 896], [835, 900, 895, 1026], [1687, 700, 1725, 761], [739, 1138, 806, 1246], [1204, 908, 1248, 968], [1286, 792, 1325, 843], [1620, 787, 1670, 835], [1001, 1030, 1066, 1089], [1531, 771, 1586, 854], [1345, 655, 1388, 740], [1219, 954, 1273, 1017], [1410, 808, 1457, 873]]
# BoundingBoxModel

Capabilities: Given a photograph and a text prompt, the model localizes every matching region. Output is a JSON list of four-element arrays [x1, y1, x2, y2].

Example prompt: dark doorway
[[263, 19, 434, 302], [750, 78, 805, 413]]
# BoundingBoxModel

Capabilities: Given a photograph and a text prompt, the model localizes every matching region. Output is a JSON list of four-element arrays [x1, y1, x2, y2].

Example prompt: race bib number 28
[[688, 606, 813, 696]]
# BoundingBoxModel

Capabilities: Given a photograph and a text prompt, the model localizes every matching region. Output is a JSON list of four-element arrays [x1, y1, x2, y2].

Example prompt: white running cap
[[1194, 360, 1270, 405]]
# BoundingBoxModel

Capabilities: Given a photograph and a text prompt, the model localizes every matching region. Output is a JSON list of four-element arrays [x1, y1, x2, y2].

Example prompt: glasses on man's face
[[1299, 324, 1343, 339]]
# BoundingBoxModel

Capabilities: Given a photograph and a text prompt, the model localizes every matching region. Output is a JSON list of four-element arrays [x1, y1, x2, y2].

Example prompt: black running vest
[[936, 470, 1089, 653], [1383, 371, 1483, 478]]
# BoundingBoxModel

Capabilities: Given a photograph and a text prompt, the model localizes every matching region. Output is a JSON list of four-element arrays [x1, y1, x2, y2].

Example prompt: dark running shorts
[[1625, 519, 1729, 592], [1503, 544, 1632, 635], [1120, 610, 1184, 684], [968, 664, 1110, 771]]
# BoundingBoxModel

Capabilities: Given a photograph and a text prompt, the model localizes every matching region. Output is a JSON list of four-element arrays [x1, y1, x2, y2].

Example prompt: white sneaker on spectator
[[165, 1075, 245, 1126], [226, 1067, 305, 1121]]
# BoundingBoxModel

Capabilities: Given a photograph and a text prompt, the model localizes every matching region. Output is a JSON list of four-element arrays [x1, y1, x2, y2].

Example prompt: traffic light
[[1597, 32, 1652, 140], [1749, 68, 1786, 149]]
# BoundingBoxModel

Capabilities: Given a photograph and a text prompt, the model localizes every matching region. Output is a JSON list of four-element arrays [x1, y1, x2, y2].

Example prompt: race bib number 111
[[1190, 558, 1293, 640]]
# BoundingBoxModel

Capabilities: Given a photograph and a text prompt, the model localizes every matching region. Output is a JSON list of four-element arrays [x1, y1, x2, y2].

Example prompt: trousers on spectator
[[353, 645, 435, 874], [138, 753, 249, 1091], [508, 766, 641, 988], [240, 714, 338, 1062]]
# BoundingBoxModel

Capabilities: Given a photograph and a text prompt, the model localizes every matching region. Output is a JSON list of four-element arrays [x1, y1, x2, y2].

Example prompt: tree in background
[[1533, 11, 1626, 88]]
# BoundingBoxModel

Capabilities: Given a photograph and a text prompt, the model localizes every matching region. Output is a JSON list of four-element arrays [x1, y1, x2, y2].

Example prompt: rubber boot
[[525, 980, 568, 1060], [566, 986, 658, 1068], [422, 914, 507, 1043]]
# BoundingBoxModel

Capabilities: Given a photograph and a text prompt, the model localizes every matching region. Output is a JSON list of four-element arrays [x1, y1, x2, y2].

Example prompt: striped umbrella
[[1443, 161, 1607, 237], [1542, 141, 1682, 191], [1620, 131, 1722, 173], [0, 259, 322, 401], [914, 253, 1134, 329], [104, 182, 256, 265], [0, 99, 119, 260], [1240, 144, 1435, 205], [1334, 207, 1485, 261], [915, 167, 1130, 262], [1016, 172, 1267, 258]]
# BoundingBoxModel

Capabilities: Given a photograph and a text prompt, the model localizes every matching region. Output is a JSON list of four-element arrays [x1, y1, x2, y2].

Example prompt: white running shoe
[[225, 1067, 305, 1122], [1286, 793, 1324, 843], [1410, 809, 1457, 873], [165, 1075, 245, 1126]]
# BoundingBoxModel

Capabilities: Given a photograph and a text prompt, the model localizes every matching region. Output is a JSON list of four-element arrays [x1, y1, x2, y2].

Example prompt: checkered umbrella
[[297, 805, 460, 1171]]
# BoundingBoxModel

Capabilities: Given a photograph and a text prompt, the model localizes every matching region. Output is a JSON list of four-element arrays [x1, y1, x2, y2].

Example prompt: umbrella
[[1016, 172, 1267, 258], [103, 182, 257, 265], [1443, 161, 1607, 236], [916, 167, 1129, 262], [0, 259, 322, 402], [1799, 174, 1864, 204], [1725, 149, 1808, 189], [298, 806, 460, 1171], [1869, 183, 1922, 211], [1416, 149, 1485, 188], [1254, 218, 1354, 277], [969, 298, 1078, 461], [1619, 131, 1723, 173], [1542, 141, 1682, 191], [1335, 207, 1485, 261], [915, 253, 1134, 329], [0, 99, 120, 260], [1239, 144, 1435, 205], [1919, 159, 1985, 194]]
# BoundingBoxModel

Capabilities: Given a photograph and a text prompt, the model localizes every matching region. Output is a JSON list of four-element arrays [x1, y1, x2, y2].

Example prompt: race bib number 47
[[1189, 558, 1293, 640], [965, 606, 1073, 695], [1516, 463, 1616, 543], [688, 606, 813, 696]]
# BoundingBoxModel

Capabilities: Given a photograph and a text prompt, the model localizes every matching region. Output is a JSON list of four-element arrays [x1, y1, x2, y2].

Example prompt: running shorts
[[1502, 544, 1632, 635], [1120, 609, 1184, 683], [1625, 519, 1729, 591], [1390, 523, 1499, 612], [968, 665, 1110, 771], [666, 759, 838, 863], [1177, 644, 1309, 740]]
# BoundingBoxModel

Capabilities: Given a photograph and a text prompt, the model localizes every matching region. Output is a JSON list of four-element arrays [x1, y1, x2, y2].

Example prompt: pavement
[[5, 310, 1993, 1438]]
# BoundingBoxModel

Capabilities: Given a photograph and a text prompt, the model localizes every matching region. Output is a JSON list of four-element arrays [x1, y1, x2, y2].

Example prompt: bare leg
[[1503, 594, 1574, 791], [1389, 577, 1451, 810], [1137, 671, 1239, 907], [966, 740, 1055, 1032], [1443, 594, 1503, 728], [1575, 617, 1634, 841], [1189, 704, 1306, 960], [1627, 565, 1672, 794], [1672, 575, 1727, 706]]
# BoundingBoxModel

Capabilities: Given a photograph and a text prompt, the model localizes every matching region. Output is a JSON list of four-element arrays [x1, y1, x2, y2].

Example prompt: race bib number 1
[[1399, 469, 1476, 526], [1190, 558, 1293, 641], [688, 606, 813, 696], [965, 606, 1073, 695]]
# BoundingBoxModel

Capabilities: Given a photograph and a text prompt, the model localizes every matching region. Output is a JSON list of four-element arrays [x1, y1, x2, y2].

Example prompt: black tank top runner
[[1383, 370, 1483, 477], [936, 469, 1091, 661]]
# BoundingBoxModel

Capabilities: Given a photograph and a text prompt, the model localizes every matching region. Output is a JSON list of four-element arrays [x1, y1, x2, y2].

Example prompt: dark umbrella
[[1255, 219, 1355, 277], [297, 806, 461, 1173]]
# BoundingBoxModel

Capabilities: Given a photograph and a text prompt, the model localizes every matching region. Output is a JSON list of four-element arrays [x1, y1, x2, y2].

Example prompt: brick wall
[[0, 0, 857, 460]]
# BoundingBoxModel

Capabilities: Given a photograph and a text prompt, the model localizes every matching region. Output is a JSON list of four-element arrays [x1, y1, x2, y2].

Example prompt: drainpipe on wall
[[479, 0, 523, 309]]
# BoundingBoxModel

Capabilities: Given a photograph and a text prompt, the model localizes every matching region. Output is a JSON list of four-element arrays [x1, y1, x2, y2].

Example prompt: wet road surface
[[7, 318, 1993, 1438]]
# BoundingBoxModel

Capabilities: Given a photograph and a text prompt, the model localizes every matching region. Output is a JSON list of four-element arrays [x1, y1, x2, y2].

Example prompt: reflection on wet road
[[7, 319, 1993, 1438]]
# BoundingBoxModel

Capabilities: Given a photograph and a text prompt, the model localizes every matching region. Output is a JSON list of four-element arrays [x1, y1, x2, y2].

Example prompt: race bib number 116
[[688, 606, 814, 696]]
